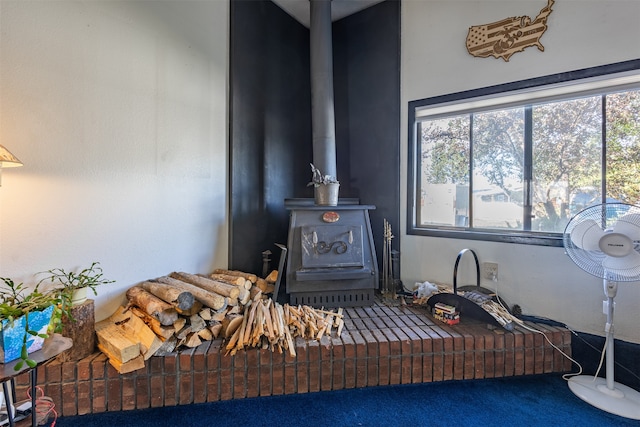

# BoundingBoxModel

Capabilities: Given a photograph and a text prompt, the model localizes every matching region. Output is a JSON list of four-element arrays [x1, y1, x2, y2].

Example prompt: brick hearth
[[13, 299, 571, 417]]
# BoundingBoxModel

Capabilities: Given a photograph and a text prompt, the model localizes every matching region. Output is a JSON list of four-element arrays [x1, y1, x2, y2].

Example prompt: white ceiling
[[271, 0, 385, 27]]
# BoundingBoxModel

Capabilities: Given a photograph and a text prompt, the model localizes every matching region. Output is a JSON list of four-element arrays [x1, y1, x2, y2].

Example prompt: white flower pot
[[71, 287, 88, 306]]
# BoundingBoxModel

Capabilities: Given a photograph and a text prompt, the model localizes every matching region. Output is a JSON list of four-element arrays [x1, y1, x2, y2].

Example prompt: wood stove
[[285, 199, 378, 307], [282, 2, 378, 307]]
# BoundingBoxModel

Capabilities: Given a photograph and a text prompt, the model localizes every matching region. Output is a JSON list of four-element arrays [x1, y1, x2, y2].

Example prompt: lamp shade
[[0, 144, 23, 168]]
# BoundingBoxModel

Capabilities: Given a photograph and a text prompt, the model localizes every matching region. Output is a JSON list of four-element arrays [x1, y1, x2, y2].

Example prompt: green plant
[[39, 261, 114, 296], [38, 262, 114, 328], [0, 277, 59, 370], [307, 163, 339, 187]]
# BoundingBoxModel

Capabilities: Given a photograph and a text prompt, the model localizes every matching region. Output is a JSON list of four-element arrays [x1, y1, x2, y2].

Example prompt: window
[[408, 60, 640, 246]]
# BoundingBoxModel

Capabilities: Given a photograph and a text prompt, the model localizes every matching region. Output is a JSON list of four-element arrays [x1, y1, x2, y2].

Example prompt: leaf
[[14, 360, 24, 371], [26, 358, 37, 368]]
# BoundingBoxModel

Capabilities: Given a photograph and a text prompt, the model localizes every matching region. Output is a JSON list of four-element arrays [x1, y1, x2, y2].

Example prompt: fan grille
[[563, 203, 640, 282]]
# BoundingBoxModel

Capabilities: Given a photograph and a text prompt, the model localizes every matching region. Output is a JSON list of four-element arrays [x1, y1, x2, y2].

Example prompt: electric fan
[[563, 202, 640, 420]]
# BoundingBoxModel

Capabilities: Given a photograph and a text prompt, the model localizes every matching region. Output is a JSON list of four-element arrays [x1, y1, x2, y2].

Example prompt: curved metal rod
[[453, 248, 480, 294]]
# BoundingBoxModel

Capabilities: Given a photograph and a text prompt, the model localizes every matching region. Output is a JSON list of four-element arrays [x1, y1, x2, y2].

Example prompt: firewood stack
[[95, 268, 344, 373], [224, 300, 344, 357]]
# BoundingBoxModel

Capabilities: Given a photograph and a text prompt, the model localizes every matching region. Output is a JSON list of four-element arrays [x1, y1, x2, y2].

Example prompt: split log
[[263, 301, 275, 339], [139, 280, 195, 311], [126, 286, 178, 326], [265, 270, 278, 283], [256, 278, 269, 292], [156, 276, 228, 311], [275, 303, 286, 340], [95, 320, 140, 363], [209, 322, 223, 339], [97, 343, 145, 374], [249, 285, 263, 301], [170, 272, 240, 299], [235, 304, 250, 349], [184, 333, 202, 348], [225, 325, 242, 353], [226, 305, 243, 315], [210, 310, 227, 322], [252, 302, 265, 345], [242, 301, 259, 344], [173, 317, 187, 332], [154, 335, 178, 356], [130, 306, 175, 340], [278, 304, 295, 356], [197, 327, 213, 341], [238, 288, 250, 305], [336, 308, 345, 336], [199, 308, 212, 321], [212, 269, 258, 283], [109, 306, 163, 360], [189, 313, 206, 333], [176, 325, 192, 340], [284, 326, 296, 357], [223, 314, 243, 338]]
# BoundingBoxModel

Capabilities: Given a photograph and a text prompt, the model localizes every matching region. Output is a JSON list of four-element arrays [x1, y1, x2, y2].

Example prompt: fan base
[[568, 375, 640, 420]]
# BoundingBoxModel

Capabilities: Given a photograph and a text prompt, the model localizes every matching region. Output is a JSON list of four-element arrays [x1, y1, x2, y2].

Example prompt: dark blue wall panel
[[229, 0, 401, 281]]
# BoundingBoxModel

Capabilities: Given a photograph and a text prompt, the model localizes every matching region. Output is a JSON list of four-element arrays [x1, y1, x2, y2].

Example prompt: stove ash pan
[[285, 200, 378, 308]]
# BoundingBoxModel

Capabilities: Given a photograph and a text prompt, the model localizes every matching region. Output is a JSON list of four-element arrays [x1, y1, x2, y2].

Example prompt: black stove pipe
[[310, 0, 337, 180]]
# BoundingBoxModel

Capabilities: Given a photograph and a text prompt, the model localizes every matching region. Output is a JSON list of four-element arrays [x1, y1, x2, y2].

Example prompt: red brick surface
[[37, 299, 571, 417]]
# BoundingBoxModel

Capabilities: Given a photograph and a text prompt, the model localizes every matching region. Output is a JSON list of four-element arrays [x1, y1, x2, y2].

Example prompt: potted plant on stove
[[0, 277, 61, 370], [307, 163, 340, 206]]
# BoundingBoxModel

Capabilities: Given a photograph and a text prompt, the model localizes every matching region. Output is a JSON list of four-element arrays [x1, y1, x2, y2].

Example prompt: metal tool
[[272, 244, 287, 303]]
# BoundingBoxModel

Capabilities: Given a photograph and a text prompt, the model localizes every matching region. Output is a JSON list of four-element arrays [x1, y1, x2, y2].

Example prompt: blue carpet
[[48, 375, 637, 426]]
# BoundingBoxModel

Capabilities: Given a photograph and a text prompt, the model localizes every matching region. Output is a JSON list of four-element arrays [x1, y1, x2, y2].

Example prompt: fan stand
[[568, 280, 640, 420]]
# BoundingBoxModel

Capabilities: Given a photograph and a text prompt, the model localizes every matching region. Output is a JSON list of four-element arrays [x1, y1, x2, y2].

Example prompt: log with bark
[[138, 280, 195, 311], [126, 286, 179, 326], [212, 268, 257, 284], [209, 273, 252, 290], [155, 276, 228, 311], [56, 299, 96, 362], [169, 271, 240, 299], [174, 300, 204, 317]]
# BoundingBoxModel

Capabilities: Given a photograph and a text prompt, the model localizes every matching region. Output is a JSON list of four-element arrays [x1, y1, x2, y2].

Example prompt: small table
[[0, 334, 72, 427]]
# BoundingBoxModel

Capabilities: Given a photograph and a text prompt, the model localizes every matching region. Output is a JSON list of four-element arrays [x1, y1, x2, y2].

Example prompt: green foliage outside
[[419, 89, 640, 232]]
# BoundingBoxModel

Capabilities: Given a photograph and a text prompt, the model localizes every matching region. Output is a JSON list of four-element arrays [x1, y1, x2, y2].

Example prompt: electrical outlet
[[483, 262, 498, 280]]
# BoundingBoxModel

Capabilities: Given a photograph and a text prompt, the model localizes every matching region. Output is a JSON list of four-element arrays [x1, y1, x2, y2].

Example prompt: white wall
[[3, 0, 639, 344], [401, 1, 640, 344], [0, 0, 229, 321]]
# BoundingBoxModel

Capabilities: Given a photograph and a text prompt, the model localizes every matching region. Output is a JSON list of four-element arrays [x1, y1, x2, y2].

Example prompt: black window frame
[[407, 59, 640, 247]]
